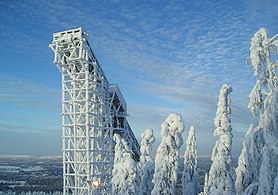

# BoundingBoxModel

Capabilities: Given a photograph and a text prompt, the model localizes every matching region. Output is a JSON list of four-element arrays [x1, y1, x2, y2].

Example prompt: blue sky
[[0, 0, 277, 157]]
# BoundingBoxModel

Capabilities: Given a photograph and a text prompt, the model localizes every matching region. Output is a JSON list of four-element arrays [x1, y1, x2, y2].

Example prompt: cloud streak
[[0, 74, 60, 109]]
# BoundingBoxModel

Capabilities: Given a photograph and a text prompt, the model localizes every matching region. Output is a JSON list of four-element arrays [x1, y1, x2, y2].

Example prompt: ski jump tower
[[49, 27, 140, 195]]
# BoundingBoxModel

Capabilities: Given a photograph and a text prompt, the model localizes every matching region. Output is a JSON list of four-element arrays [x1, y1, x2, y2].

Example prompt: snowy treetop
[[185, 125, 198, 165], [248, 27, 278, 118], [160, 113, 184, 148], [214, 84, 233, 136], [140, 128, 155, 164], [250, 28, 269, 77]]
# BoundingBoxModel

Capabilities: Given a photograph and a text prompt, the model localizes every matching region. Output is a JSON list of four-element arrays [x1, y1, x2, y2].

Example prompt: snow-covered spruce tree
[[207, 84, 236, 195], [248, 27, 278, 139], [139, 128, 155, 195], [247, 28, 278, 194], [181, 125, 199, 195], [235, 124, 265, 195], [151, 113, 184, 195], [112, 133, 140, 195]]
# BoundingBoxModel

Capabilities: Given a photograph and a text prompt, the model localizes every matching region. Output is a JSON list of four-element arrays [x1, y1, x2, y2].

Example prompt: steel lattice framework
[[49, 27, 140, 195]]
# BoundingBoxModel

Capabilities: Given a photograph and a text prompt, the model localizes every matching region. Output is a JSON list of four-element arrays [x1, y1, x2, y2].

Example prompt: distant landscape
[[0, 156, 62, 193]]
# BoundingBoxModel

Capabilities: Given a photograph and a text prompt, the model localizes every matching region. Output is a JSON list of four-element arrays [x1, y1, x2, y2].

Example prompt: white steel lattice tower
[[49, 28, 140, 195], [50, 28, 112, 194]]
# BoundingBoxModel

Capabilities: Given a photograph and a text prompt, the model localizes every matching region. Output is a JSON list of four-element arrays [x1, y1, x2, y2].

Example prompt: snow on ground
[[0, 165, 46, 173]]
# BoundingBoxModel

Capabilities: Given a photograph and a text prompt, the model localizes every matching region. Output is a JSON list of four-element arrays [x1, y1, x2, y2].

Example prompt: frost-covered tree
[[235, 28, 278, 195], [248, 27, 278, 139], [112, 134, 140, 195], [151, 113, 184, 195], [182, 125, 199, 195], [207, 84, 236, 195], [139, 128, 155, 195], [246, 28, 278, 194], [235, 124, 265, 195]]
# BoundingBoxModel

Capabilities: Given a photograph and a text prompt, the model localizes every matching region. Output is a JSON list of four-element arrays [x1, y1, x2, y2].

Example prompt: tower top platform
[[52, 27, 89, 42]]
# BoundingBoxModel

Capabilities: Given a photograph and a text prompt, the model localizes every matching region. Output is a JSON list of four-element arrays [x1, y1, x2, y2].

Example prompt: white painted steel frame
[[50, 28, 112, 194], [49, 27, 140, 195]]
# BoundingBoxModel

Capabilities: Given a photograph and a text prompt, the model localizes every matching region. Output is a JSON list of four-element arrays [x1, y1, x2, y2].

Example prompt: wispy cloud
[[0, 74, 60, 109], [0, 124, 59, 135], [0, 74, 61, 140]]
